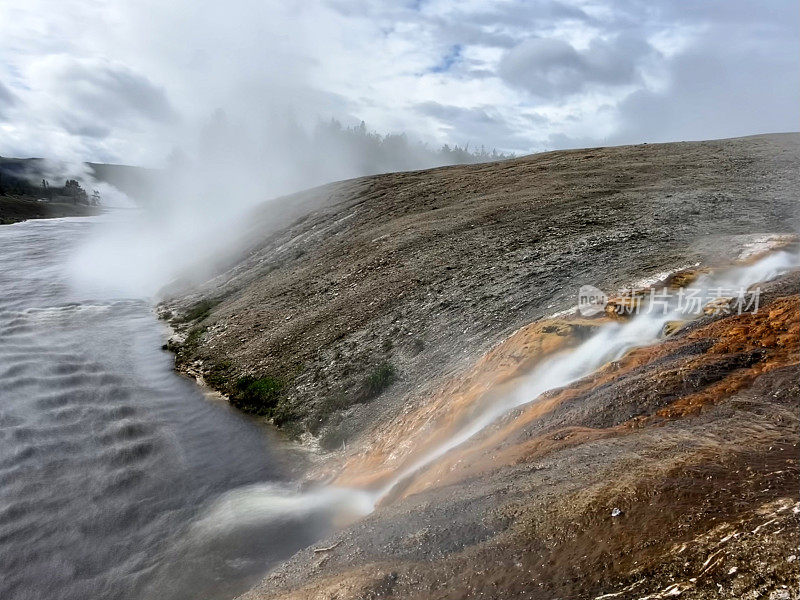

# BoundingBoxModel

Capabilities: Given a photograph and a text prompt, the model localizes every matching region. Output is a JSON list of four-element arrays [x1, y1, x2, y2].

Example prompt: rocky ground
[[159, 133, 800, 599]]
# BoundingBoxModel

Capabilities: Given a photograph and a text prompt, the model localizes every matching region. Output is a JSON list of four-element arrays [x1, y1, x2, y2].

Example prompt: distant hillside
[[0, 156, 160, 223], [0, 196, 100, 225], [0, 156, 157, 201]]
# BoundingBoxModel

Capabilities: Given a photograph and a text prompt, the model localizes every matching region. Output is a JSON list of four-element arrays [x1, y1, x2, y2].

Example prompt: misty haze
[[0, 2, 798, 600]]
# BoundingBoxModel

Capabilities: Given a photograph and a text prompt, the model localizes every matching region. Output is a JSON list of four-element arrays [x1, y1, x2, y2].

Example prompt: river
[[0, 216, 323, 600]]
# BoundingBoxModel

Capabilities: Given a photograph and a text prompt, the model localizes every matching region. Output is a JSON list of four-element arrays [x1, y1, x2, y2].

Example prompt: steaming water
[[0, 216, 366, 600], [378, 249, 798, 499]]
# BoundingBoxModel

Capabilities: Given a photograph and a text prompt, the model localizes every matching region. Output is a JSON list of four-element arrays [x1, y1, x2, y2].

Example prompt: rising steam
[[66, 113, 504, 299]]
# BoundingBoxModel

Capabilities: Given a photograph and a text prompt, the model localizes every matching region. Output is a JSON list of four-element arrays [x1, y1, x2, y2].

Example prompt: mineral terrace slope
[[162, 133, 799, 450], [237, 270, 799, 600]]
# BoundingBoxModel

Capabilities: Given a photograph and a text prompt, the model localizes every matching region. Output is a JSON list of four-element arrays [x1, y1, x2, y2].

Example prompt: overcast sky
[[0, 0, 797, 166]]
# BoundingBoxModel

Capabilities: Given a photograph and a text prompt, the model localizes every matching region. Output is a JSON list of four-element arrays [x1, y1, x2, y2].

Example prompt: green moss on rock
[[230, 375, 286, 417]]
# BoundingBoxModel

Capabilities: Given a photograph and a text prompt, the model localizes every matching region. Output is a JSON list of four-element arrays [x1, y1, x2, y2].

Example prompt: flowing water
[[0, 216, 349, 600], [376, 248, 798, 500]]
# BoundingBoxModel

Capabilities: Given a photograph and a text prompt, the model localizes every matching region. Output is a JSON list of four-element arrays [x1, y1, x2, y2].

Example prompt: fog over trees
[[309, 118, 514, 177], [172, 112, 516, 205], [0, 167, 97, 206]]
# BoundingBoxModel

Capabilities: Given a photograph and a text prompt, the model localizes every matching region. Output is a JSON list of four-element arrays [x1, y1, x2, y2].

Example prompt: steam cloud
[[65, 110, 511, 299]]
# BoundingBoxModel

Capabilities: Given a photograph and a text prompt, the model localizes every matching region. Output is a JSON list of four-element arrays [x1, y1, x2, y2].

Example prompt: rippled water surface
[[0, 217, 312, 600]]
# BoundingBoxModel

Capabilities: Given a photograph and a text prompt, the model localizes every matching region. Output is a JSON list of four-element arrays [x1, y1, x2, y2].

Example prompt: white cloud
[[0, 80, 16, 118], [27, 56, 175, 134], [497, 34, 655, 99], [0, 0, 796, 163]]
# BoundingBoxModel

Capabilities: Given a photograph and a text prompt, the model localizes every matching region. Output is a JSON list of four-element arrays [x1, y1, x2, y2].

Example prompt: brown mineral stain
[[330, 283, 797, 501], [329, 318, 602, 488], [387, 293, 799, 499]]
